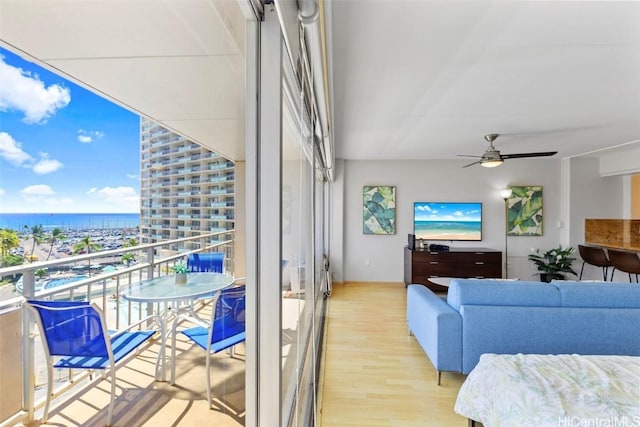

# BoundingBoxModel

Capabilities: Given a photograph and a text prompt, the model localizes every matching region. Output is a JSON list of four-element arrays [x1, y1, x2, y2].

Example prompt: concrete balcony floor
[[25, 319, 246, 426]]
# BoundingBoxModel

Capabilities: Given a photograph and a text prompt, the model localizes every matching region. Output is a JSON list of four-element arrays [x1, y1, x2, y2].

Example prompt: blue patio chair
[[24, 300, 157, 426], [187, 252, 224, 272], [170, 284, 246, 408]]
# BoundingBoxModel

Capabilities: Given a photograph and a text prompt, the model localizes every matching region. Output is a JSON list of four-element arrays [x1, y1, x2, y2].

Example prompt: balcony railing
[[0, 230, 235, 425]]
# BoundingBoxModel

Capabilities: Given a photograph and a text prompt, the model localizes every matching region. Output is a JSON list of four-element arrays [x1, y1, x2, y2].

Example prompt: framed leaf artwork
[[363, 185, 396, 235], [507, 186, 543, 236]]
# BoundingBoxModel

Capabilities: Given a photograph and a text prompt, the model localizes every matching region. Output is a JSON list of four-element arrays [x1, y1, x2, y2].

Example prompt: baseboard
[[341, 281, 405, 286]]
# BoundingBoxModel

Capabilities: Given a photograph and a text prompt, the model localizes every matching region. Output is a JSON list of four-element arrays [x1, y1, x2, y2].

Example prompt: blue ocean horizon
[[0, 213, 140, 231]]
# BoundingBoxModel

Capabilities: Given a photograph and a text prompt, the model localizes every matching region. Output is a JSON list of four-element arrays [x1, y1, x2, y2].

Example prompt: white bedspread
[[454, 353, 640, 427]]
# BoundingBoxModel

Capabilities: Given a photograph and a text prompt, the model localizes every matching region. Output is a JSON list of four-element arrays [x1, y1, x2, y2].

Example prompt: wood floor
[[319, 282, 469, 427]]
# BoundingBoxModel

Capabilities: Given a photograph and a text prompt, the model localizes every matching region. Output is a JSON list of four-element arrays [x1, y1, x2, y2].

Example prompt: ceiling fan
[[459, 134, 558, 168]]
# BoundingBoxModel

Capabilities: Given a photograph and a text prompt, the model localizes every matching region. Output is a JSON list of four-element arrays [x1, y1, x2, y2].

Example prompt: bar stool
[[607, 248, 640, 283], [578, 244, 612, 281]]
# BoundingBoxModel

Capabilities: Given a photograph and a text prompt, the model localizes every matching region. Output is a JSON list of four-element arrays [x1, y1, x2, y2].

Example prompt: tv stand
[[404, 246, 502, 291]]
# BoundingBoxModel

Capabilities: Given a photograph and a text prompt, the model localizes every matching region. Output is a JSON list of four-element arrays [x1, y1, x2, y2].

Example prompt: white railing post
[[20, 269, 36, 422], [146, 247, 155, 279]]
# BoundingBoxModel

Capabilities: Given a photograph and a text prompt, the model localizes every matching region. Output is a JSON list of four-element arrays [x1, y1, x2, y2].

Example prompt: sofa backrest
[[187, 252, 224, 272], [447, 279, 560, 311], [553, 281, 640, 308]]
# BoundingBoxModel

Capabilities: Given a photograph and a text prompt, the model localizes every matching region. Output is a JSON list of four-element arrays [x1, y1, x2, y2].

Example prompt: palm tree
[[0, 229, 20, 265], [28, 225, 45, 262], [73, 236, 102, 274], [124, 238, 138, 248], [46, 228, 65, 261], [121, 238, 138, 267], [121, 252, 136, 267]]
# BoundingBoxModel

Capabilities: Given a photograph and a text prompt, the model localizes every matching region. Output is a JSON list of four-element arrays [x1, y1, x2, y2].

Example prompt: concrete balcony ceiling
[[0, 0, 247, 161]]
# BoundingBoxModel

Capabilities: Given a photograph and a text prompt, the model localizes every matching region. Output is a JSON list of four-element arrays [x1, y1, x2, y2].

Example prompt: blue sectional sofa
[[406, 279, 640, 384]]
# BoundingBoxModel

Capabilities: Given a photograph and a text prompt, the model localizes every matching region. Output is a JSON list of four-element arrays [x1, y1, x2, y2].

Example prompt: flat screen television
[[414, 202, 482, 241]]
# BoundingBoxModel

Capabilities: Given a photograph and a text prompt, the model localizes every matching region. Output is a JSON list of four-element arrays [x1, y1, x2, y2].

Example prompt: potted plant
[[528, 245, 577, 282], [173, 262, 189, 285]]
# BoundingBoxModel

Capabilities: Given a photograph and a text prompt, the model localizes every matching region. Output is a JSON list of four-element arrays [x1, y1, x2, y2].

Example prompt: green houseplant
[[528, 245, 577, 282], [173, 262, 189, 284]]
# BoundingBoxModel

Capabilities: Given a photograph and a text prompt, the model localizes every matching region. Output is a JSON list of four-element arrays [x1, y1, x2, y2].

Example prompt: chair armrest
[[407, 284, 462, 373], [171, 313, 209, 332]]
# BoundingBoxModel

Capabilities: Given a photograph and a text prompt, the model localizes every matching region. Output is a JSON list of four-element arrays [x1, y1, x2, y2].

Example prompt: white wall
[[329, 159, 345, 283], [569, 157, 623, 246], [568, 157, 624, 280], [337, 158, 570, 282], [329, 156, 632, 283], [599, 146, 640, 176]]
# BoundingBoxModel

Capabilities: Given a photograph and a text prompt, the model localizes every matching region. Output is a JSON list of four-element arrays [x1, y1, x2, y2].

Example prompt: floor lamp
[[500, 188, 513, 278]]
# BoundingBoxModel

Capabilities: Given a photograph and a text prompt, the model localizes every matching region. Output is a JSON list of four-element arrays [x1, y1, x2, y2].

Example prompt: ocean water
[[0, 213, 140, 231]]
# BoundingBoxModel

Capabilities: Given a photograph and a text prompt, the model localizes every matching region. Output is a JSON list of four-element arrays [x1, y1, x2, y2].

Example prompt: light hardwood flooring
[[318, 282, 469, 427]]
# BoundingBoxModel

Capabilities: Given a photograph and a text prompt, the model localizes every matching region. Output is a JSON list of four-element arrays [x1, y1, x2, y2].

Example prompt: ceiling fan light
[[480, 159, 503, 168]]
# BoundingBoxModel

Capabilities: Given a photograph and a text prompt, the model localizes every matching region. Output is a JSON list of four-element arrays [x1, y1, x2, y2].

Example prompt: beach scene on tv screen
[[414, 202, 482, 241]]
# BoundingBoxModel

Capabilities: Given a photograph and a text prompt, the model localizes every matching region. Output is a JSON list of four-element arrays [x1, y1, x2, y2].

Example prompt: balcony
[[0, 231, 239, 426]]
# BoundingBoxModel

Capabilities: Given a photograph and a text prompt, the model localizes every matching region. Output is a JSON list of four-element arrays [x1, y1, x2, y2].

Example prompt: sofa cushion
[[447, 279, 561, 311], [554, 281, 640, 308], [459, 304, 640, 374]]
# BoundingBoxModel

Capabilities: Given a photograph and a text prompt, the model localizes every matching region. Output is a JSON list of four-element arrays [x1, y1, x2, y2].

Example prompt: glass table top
[[121, 272, 235, 303]]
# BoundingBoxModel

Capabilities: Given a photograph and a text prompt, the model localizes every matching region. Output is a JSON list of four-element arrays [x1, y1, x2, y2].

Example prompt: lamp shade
[[500, 188, 513, 199]]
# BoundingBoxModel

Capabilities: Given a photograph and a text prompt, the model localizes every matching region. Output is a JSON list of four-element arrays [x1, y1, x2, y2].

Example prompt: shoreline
[[0, 212, 139, 233], [18, 229, 139, 263], [415, 233, 482, 240]]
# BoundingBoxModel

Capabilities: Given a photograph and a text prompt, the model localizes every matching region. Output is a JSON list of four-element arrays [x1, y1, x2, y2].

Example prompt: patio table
[[121, 272, 235, 381]]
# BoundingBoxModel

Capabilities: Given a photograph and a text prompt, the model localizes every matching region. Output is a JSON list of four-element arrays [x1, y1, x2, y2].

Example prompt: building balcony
[[0, 232, 239, 426]]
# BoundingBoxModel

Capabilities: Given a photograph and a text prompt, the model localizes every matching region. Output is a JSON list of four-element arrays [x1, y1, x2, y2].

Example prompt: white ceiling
[[329, 1, 640, 162], [1, 1, 639, 164]]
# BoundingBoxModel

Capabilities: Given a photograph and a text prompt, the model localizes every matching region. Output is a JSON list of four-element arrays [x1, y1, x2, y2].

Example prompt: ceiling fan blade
[[457, 154, 482, 158], [501, 151, 558, 160], [462, 160, 482, 168]]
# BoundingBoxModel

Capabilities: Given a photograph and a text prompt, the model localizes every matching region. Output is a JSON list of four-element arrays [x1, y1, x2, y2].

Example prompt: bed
[[454, 353, 640, 427]]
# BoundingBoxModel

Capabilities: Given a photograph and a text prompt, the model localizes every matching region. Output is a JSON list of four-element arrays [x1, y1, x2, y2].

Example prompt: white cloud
[[0, 133, 63, 174], [0, 132, 34, 165], [0, 188, 5, 196], [0, 55, 71, 124], [32, 153, 63, 174], [18, 184, 73, 207], [126, 173, 138, 179], [77, 129, 105, 143], [89, 186, 139, 211], [21, 184, 56, 196]]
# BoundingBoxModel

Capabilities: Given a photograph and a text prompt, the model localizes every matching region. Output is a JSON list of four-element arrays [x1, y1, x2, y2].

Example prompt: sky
[[0, 47, 140, 213], [414, 202, 482, 222]]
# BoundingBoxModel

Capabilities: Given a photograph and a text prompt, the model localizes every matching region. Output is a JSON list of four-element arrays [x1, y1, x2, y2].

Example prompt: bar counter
[[585, 219, 640, 251]]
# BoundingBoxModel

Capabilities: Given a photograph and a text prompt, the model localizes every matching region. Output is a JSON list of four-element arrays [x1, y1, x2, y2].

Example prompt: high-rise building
[[139, 118, 235, 253]]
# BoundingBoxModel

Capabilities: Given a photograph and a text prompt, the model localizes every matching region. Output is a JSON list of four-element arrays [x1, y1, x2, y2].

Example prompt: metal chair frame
[[170, 284, 246, 408], [25, 300, 157, 426]]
